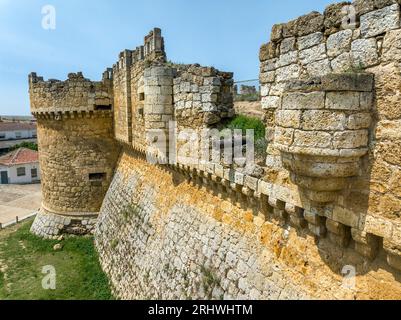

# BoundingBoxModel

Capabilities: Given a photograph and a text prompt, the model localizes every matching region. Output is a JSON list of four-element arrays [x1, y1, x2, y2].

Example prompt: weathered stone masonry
[[30, 0, 401, 300]]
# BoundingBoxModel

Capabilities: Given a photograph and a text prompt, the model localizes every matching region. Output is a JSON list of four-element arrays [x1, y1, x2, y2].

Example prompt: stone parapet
[[29, 71, 113, 116]]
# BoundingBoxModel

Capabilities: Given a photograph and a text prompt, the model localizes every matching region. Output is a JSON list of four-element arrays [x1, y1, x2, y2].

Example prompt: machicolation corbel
[[273, 73, 374, 203]]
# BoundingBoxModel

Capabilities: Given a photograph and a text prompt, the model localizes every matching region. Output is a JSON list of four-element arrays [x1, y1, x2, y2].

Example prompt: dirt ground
[[0, 184, 41, 225], [233, 101, 264, 120]]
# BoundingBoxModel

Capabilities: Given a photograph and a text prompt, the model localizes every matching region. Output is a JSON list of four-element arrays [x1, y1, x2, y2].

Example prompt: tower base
[[30, 208, 98, 239]]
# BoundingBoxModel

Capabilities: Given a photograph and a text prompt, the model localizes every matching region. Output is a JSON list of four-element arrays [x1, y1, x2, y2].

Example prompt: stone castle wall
[[259, 0, 401, 271], [95, 149, 401, 300], [29, 0, 401, 299]]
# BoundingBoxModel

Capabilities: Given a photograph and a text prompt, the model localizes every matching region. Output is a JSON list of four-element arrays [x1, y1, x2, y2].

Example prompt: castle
[[29, 0, 401, 300]]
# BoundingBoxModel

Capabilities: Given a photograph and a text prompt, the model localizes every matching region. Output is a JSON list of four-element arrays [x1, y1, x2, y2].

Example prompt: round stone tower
[[28, 71, 120, 238]]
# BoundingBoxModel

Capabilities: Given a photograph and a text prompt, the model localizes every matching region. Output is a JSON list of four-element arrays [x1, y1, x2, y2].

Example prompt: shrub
[[226, 115, 266, 141]]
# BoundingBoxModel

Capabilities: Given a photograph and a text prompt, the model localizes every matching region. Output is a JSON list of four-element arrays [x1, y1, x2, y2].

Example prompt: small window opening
[[139, 92, 145, 101], [17, 167, 26, 177], [138, 107, 144, 116], [89, 173, 106, 181], [94, 104, 112, 111], [31, 168, 38, 178]]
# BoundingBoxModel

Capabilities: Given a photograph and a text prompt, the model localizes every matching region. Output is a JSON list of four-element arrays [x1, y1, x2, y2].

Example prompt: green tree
[[9, 142, 38, 151]]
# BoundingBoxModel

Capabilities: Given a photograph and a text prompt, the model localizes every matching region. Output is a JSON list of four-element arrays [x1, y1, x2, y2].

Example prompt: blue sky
[[0, 0, 334, 115]]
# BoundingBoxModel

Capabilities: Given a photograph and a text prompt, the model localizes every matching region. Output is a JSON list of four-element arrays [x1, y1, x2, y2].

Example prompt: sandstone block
[[271, 24, 284, 42], [304, 210, 325, 226], [277, 51, 298, 68], [261, 96, 281, 110], [382, 29, 401, 63], [327, 29, 353, 57], [260, 71, 276, 84], [351, 38, 379, 68], [360, 4, 400, 38], [293, 130, 331, 148], [321, 73, 374, 91], [332, 130, 369, 149], [280, 37, 297, 54], [260, 85, 270, 97], [326, 219, 349, 236], [331, 53, 352, 72], [326, 92, 360, 110], [301, 110, 346, 131], [268, 197, 285, 209], [234, 171, 244, 185], [305, 59, 332, 77], [282, 91, 325, 110], [275, 110, 301, 128], [244, 175, 258, 191], [299, 44, 327, 65], [269, 82, 286, 96], [285, 203, 304, 216], [332, 206, 360, 228], [260, 43, 274, 62], [261, 59, 277, 72], [274, 127, 294, 146], [214, 164, 224, 178], [275, 64, 301, 82], [296, 11, 325, 36], [364, 215, 393, 238], [282, 19, 298, 38], [258, 180, 272, 196], [298, 32, 324, 50], [347, 113, 372, 129]]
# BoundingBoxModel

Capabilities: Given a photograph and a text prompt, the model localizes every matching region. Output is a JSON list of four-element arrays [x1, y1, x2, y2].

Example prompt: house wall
[[0, 162, 41, 184], [0, 130, 37, 141]]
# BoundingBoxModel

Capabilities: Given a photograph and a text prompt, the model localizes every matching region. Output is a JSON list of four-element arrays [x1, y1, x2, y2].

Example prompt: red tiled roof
[[0, 122, 36, 132], [0, 148, 39, 166]]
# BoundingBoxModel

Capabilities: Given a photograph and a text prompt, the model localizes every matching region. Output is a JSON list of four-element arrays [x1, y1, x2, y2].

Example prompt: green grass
[[226, 115, 266, 141], [0, 220, 113, 300]]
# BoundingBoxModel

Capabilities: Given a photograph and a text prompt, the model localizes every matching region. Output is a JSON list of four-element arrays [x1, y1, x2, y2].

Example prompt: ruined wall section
[[173, 64, 234, 130], [112, 28, 166, 147], [29, 72, 120, 237], [259, 0, 401, 270]]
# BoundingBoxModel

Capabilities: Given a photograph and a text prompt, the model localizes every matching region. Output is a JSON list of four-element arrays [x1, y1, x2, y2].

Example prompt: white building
[[0, 148, 41, 184], [0, 122, 37, 140]]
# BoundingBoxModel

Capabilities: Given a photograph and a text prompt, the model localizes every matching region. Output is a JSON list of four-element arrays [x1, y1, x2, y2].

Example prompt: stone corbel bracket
[[273, 73, 374, 203]]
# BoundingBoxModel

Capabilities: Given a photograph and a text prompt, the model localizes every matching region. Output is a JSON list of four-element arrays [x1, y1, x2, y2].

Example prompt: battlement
[[29, 71, 113, 117], [112, 27, 166, 74]]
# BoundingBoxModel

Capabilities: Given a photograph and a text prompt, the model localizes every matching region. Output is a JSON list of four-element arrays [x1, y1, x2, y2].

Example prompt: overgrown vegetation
[[221, 115, 268, 164], [226, 115, 266, 141], [0, 220, 113, 300], [9, 142, 38, 151], [201, 266, 221, 299]]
